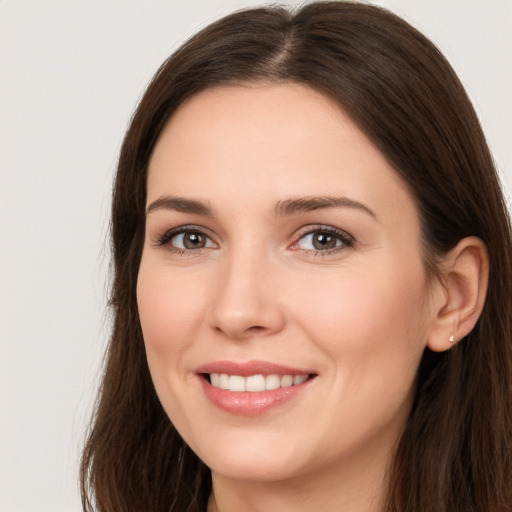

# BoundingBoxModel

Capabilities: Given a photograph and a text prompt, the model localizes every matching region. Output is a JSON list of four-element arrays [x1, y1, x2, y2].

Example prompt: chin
[[190, 432, 308, 483], [208, 457, 302, 483]]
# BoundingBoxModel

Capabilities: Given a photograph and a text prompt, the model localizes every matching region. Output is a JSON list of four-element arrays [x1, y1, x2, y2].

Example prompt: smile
[[196, 361, 316, 415], [209, 373, 309, 392]]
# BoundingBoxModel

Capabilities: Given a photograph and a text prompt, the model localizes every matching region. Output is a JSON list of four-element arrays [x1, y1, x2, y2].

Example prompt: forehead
[[152, 84, 364, 168], [147, 83, 416, 226]]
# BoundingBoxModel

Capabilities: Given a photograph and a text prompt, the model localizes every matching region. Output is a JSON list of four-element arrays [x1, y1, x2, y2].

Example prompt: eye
[[157, 227, 216, 252], [294, 227, 353, 253], [173, 231, 211, 249]]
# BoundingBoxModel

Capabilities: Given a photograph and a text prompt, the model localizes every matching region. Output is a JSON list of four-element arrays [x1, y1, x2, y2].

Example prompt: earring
[[449, 334, 454, 343]]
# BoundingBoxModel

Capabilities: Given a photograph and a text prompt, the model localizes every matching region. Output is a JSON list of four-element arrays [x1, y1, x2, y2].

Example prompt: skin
[[137, 84, 454, 512]]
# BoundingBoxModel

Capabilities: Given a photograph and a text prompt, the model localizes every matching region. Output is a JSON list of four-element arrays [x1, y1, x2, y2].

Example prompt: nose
[[206, 250, 286, 340]]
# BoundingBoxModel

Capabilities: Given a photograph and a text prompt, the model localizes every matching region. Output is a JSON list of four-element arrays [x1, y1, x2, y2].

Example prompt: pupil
[[313, 233, 336, 250], [184, 232, 204, 249]]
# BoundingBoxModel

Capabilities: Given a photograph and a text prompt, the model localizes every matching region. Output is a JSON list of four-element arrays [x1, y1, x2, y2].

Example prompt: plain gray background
[[1, 1, 511, 510]]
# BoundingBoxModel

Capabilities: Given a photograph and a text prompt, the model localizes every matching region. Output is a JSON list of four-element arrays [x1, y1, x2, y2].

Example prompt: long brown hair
[[80, 2, 512, 511]]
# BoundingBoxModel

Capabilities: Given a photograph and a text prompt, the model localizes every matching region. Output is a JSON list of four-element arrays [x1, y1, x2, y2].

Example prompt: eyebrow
[[146, 196, 214, 216], [274, 196, 377, 219], [145, 194, 377, 220]]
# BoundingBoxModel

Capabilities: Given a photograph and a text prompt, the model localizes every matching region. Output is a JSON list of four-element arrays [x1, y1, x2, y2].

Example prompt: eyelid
[[290, 224, 355, 253], [152, 223, 354, 255], [154, 224, 217, 250]]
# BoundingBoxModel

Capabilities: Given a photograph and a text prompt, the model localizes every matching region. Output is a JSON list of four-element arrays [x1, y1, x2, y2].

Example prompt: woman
[[80, 2, 512, 511]]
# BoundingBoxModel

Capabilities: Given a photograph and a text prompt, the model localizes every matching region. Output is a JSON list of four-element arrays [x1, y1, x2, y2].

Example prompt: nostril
[[248, 325, 265, 332]]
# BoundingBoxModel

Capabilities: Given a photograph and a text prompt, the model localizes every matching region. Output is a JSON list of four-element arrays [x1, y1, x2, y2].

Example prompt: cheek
[[136, 260, 210, 392], [288, 256, 429, 372], [136, 258, 208, 427], [297, 262, 428, 427]]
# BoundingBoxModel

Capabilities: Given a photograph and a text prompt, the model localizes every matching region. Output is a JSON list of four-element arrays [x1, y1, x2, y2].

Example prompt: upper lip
[[195, 360, 315, 376]]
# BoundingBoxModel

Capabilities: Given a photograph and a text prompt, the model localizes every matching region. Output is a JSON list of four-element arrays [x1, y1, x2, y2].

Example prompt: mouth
[[204, 372, 311, 392], [195, 361, 317, 415]]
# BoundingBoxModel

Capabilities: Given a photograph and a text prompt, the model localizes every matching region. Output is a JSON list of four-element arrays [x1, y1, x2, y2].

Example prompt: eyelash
[[154, 224, 355, 256], [291, 225, 354, 256], [155, 225, 215, 256]]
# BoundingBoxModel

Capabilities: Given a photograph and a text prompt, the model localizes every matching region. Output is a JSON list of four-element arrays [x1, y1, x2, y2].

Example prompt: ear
[[427, 236, 489, 352]]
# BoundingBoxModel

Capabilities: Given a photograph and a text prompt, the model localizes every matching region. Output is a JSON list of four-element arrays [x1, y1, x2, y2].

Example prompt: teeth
[[229, 375, 245, 392], [218, 373, 230, 389], [209, 373, 309, 392], [280, 375, 293, 387], [293, 374, 308, 385], [210, 373, 220, 387], [246, 374, 266, 392], [266, 374, 281, 390]]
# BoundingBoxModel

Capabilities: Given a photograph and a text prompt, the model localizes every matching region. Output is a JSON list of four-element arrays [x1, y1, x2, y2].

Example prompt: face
[[137, 84, 436, 485]]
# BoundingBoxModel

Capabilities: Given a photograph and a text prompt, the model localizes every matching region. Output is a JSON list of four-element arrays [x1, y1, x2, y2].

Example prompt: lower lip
[[199, 376, 313, 416]]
